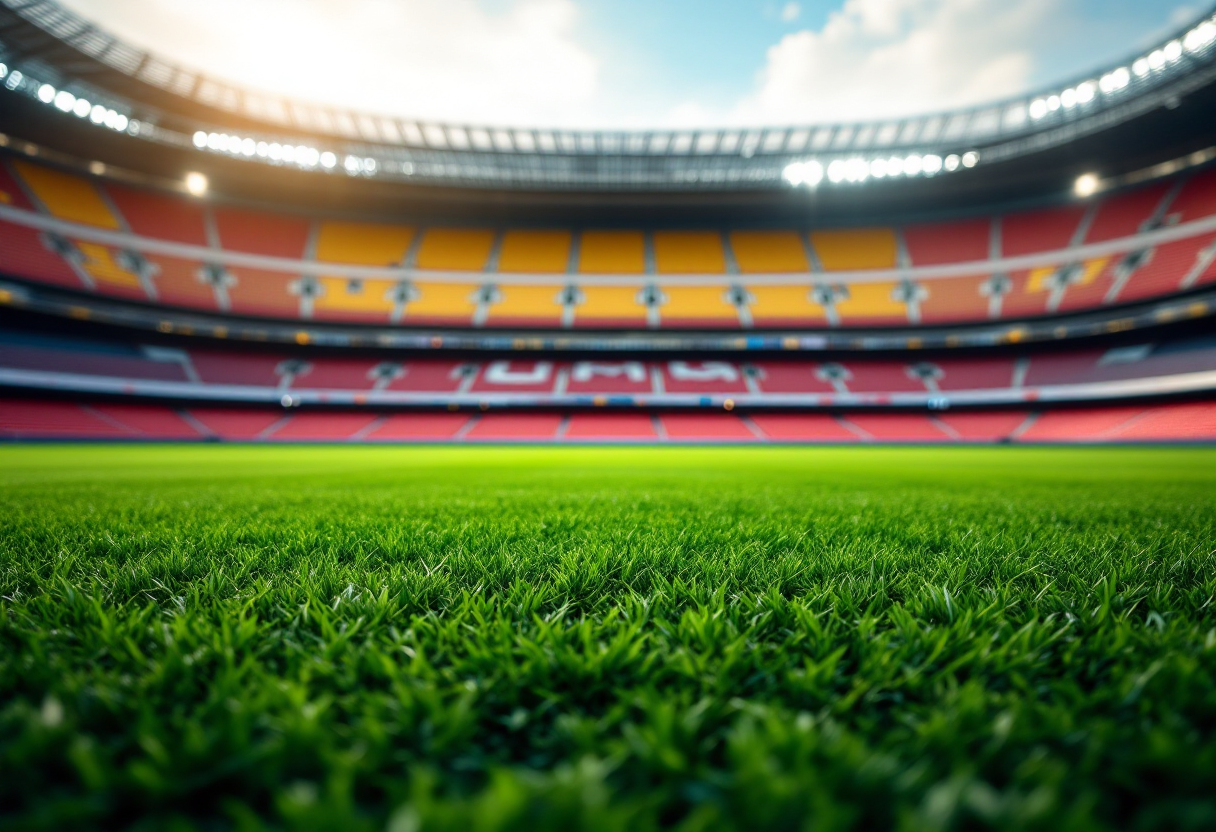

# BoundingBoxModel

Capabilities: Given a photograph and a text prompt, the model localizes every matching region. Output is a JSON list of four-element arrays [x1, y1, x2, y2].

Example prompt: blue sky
[[59, 0, 1207, 128]]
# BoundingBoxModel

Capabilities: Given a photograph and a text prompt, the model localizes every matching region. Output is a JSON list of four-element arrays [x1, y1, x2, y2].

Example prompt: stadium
[[1, 0, 1214, 828]]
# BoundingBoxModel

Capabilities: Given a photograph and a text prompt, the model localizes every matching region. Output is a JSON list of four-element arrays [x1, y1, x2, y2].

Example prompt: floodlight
[[1188, 22, 1216, 51], [37, 83, 55, 103], [944, 154, 961, 172], [193, 131, 208, 147], [241, 138, 256, 156], [92, 105, 109, 124], [268, 143, 283, 161], [1100, 68, 1130, 93], [845, 157, 868, 182], [961, 151, 980, 168], [1047, 95, 1061, 111], [113, 114, 128, 131], [1029, 99, 1049, 119], [320, 151, 337, 169], [72, 98, 90, 118], [887, 156, 905, 176], [184, 171, 208, 197], [870, 158, 887, 178], [827, 160, 846, 183], [1133, 58, 1150, 77], [922, 155, 943, 175], [1061, 88, 1077, 108], [1076, 82, 1096, 104], [1074, 172, 1100, 198], [1165, 40, 1183, 61], [904, 154, 923, 176], [364, 158, 377, 174], [53, 90, 75, 112], [0, 63, 6, 79], [256, 142, 269, 158], [1149, 49, 1166, 69]]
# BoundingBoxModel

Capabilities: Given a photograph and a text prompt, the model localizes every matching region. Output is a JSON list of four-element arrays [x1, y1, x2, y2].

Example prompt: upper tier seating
[[2, 158, 1215, 331]]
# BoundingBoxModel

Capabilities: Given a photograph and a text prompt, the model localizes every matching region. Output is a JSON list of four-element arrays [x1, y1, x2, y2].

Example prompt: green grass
[[2, 445, 1215, 831]]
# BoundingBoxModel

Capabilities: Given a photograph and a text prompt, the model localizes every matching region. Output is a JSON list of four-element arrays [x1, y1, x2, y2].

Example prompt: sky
[[57, 0, 1207, 129]]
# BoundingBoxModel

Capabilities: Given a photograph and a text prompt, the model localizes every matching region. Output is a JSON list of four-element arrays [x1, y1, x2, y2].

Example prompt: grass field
[[2, 445, 1215, 831]]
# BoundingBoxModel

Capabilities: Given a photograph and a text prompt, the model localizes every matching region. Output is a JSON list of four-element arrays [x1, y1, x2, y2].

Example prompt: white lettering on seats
[[483, 361, 554, 385], [667, 361, 739, 382], [571, 362, 647, 383]]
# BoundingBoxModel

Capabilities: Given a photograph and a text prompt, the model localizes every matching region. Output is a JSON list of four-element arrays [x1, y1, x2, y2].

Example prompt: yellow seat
[[497, 231, 572, 273], [835, 282, 904, 319], [730, 231, 809, 273], [811, 228, 898, 271], [415, 229, 495, 271], [314, 222, 415, 265], [578, 231, 646, 274], [660, 286, 738, 321], [75, 242, 141, 290], [748, 286, 827, 322], [573, 285, 648, 322], [13, 161, 120, 228], [405, 282, 479, 319], [653, 231, 726, 273], [314, 276, 398, 315], [1026, 259, 1109, 293], [485, 285, 565, 322]]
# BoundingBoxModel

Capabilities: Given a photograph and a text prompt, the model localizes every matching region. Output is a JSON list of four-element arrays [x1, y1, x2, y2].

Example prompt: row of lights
[[783, 151, 979, 188], [30, 80, 133, 133], [190, 131, 377, 175], [1029, 14, 1216, 121]]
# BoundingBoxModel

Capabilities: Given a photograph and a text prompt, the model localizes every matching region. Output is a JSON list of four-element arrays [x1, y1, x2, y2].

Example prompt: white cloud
[[781, 3, 802, 23], [57, 0, 600, 127], [732, 0, 1057, 124]]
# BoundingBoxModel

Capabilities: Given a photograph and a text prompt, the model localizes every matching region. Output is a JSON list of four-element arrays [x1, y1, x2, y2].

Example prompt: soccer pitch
[[2, 445, 1214, 830]]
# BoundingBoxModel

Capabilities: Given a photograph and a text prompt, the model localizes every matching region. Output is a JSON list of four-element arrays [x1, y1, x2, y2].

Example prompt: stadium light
[[1074, 172, 1100, 198], [36, 83, 54, 103], [184, 171, 208, 197]]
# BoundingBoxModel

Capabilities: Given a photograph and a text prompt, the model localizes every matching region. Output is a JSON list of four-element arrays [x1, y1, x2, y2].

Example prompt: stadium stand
[[809, 228, 899, 270], [2, 397, 1214, 442], [268, 412, 379, 441], [653, 231, 727, 273], [414, 228, 495, 271], [4, 332, 1215, 404], [564, 412, 659, 440], [729, 231, 810, 273], [904, 218, 991, 265], [660, 413, 758, 440], [577, 231, 647, 274], [89, 403, 204, 438], [187, 407, 284, 440], [842, 413, 953, 441], [364, 412, 471, 440], [497, 230, 572, 273], [3, 158, 1216, 331], [464, 412, 564, 440]]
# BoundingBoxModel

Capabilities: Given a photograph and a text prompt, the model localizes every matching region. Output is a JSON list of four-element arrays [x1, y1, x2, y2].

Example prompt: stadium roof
[[1, 0, 1215, 193]]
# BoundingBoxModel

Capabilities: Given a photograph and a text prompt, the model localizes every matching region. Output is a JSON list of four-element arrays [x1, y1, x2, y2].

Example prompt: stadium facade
[[1, 0, 1215, 443]]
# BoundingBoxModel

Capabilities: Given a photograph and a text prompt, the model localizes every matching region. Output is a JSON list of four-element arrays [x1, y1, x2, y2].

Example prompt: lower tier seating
[[2, 399, 1213, 442], [4, 330, 1215, 406]]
